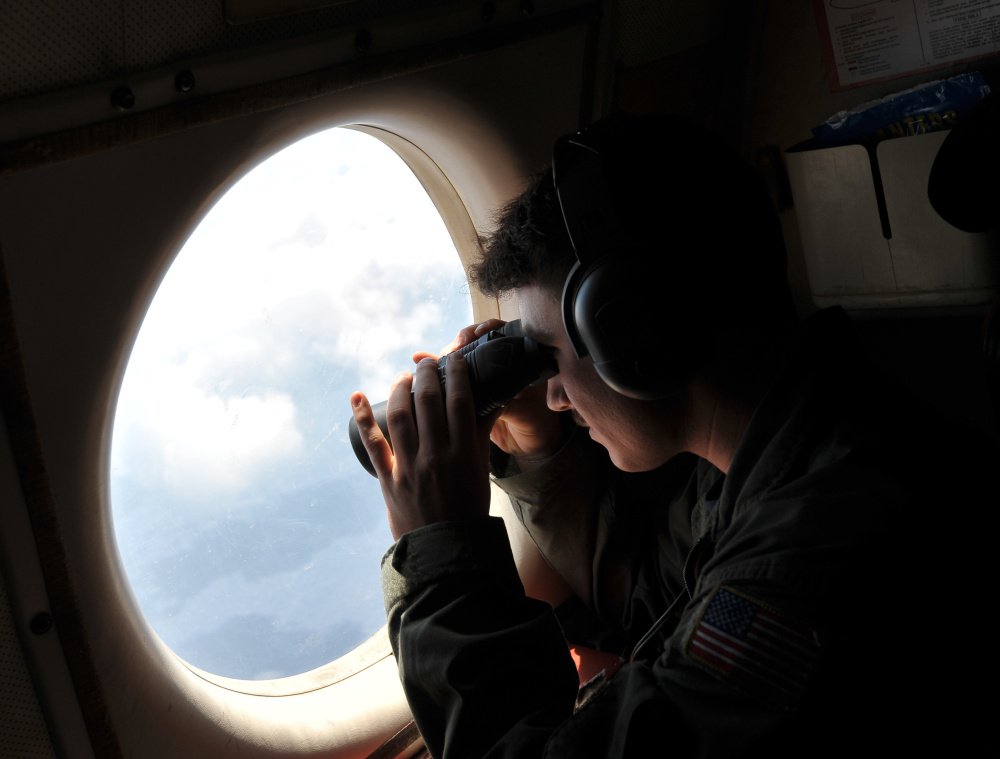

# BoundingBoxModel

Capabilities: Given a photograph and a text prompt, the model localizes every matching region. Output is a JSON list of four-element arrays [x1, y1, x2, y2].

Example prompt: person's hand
[[350, 352, 493, 540], [416, 319, 567, 463]]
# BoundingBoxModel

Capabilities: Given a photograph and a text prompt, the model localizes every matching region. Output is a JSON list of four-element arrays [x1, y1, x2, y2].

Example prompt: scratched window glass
[[110, 127, 473, 680]]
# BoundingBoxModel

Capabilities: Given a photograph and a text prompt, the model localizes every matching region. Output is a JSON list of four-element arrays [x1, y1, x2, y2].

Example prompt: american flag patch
[[686, 586, 820, 709]]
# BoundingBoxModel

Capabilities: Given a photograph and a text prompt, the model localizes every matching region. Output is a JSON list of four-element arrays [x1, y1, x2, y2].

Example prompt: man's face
[[515, 285, 689, 472]]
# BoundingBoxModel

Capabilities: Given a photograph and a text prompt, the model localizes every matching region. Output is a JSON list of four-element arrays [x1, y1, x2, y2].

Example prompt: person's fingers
[[411, 357, 447, 449], [439, 319, 507, 355], [384, 371, 416, 474], [350, 391, 393, 479], [445, 352, 478, 446]]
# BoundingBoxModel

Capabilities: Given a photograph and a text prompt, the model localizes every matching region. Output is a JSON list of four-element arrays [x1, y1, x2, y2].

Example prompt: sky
[[109, 126, 475, 680]]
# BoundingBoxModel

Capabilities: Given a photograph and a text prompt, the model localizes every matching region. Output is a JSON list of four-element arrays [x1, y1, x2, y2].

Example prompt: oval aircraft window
[[110, 126, 474, 681]]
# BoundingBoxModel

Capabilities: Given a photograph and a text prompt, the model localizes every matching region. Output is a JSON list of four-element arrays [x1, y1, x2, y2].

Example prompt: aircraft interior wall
[[745, 2, 999, 440], [1, 1, 997, 757]]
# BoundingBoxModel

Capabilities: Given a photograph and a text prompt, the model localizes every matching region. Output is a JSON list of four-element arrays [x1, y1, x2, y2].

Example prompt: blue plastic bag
[[811, 71, 991, 147]]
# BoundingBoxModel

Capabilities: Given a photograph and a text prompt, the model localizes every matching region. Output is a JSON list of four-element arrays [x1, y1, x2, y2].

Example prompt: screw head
[[29, 612, 53, 635], [111, 86, 135, 111], [175, 70, 196, 94], [355, 28, 372, 54]]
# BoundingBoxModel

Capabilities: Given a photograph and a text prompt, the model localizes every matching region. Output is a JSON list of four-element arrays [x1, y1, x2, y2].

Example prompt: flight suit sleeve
[[381, 517, 796, 759], [381, 517, 579, 759]]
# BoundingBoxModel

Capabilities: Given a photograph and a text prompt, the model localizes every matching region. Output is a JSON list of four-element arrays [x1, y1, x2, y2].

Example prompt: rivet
[[355, 28, 372, 54], [174, 70, 196, 94], [29, 612, 52, 635], [110, 85, 135, 111]]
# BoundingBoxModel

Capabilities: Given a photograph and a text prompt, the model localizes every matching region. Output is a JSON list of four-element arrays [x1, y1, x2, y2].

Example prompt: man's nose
[[546, 377, 571, 412]]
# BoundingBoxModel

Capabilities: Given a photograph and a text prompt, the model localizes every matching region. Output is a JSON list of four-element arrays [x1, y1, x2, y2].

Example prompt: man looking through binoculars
[[349, 112, 996, 758]]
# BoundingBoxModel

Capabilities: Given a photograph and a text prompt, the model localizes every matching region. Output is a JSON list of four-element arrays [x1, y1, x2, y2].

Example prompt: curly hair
[[469, 167, 575, 299], [469, 112, 794, 327]]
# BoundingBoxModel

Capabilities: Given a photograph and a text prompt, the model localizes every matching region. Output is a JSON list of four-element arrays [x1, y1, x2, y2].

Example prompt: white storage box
[[784, 131, 999, 310]]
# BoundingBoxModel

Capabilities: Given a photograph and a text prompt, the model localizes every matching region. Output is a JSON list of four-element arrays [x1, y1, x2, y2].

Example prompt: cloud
[[176, 613, 369, 681], [115, 370, 303, 500], [145, 512, 391, 680], [113, 127, 473, 493], [110, 125, 475, 678]]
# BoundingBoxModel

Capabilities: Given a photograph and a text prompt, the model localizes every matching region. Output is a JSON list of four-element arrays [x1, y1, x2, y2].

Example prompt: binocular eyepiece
[[349, 319, 556, 477]]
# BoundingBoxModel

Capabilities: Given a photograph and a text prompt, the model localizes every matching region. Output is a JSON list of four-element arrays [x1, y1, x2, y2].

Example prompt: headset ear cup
[[561, 259, 589, 358], [569, 255, 705, 399]]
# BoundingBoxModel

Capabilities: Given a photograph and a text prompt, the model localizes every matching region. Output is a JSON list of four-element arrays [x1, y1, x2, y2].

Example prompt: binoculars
[[349, 320, 556, 476]]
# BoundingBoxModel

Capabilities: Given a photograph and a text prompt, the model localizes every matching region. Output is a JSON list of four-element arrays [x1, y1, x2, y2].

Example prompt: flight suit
[[381, 307, 995, 758]]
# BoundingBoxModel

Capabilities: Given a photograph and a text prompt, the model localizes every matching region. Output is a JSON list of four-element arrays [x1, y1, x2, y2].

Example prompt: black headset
[[551, 117, 711, 400]]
